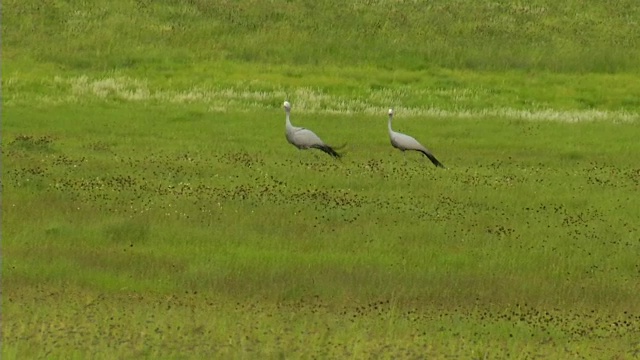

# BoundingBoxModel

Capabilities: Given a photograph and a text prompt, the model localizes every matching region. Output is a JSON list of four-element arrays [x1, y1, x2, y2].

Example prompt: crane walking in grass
[[284, 101, 342, 158], [388, 108, 445, 168]]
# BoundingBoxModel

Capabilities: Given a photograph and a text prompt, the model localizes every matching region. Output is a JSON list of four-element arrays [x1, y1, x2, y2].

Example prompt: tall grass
[[3, 0, 640, 73]]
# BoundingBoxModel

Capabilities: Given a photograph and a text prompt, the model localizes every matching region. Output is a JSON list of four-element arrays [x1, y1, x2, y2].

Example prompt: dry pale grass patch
[[4, 75, 637, 123]]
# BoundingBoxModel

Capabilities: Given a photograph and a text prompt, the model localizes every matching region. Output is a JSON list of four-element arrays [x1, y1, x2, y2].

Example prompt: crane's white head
[[388, 108, 394, 116], [283, 101, 291, 111]]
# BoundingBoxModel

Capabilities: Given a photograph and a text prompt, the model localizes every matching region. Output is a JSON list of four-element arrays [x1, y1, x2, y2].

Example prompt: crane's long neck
[[285, 110, 292, 129], [388, 114, 394, 135]]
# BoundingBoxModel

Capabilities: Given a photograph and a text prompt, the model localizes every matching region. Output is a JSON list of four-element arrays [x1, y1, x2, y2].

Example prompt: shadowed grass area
[[4, 282, 639, 359]]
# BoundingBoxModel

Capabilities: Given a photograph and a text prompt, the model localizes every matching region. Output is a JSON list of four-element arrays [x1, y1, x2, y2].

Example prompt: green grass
[[4, 0, 640, 73], [3, 0, 640, 358], [4, 103, 640, 358]]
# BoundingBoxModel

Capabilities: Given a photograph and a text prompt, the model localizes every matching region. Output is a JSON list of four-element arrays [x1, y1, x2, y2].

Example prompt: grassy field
[[3, 0, 640, 358]]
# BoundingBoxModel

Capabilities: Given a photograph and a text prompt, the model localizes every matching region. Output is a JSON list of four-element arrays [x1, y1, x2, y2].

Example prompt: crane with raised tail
[[283, 101, 342, 158], [388, 108, 445, 168]]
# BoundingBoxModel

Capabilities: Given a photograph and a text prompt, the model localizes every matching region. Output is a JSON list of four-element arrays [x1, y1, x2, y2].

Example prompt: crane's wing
[[390, 131, 423, 151], [392, 131, 444, 168], [291, 128, 325, 148], [292, 128, 342, 158]]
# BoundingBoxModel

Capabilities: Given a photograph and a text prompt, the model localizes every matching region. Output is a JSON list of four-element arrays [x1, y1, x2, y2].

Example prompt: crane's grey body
[[284, 101, 341, 158], [388, 109, 444, 168]]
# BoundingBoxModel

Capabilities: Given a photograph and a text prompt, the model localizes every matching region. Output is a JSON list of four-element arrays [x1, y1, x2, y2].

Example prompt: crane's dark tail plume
[[419, 150, 445, 168], [313, 144, 342, 158]]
